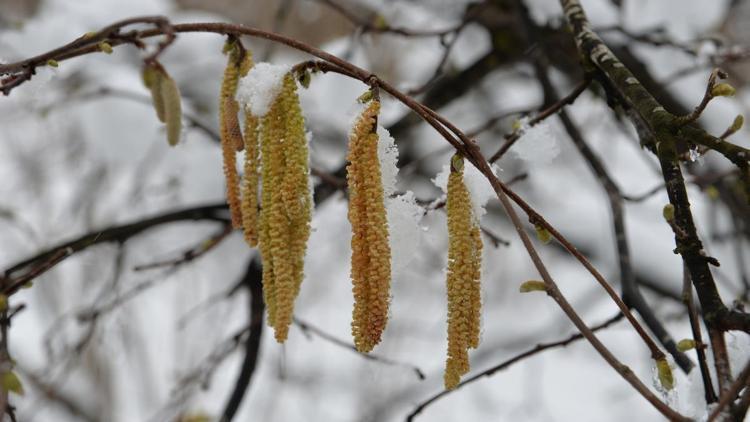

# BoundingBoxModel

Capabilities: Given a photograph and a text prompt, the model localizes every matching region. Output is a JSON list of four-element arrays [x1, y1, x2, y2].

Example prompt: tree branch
[[220, 258, 264, 422], [406, 312, 624, 421]]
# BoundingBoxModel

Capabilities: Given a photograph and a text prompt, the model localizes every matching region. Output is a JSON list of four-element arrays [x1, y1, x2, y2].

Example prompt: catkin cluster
[[220, 43, 254, 229], [347, 99, 392, 353], [444, 154, 483, 390], [255, 74, 312, 343]]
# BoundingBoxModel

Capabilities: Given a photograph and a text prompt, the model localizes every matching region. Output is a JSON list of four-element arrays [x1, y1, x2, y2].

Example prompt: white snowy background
[[0, 0, 749, 421]]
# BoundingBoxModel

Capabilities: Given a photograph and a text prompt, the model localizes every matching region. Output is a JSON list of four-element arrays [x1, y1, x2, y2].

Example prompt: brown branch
[[406, 312, 624, 421], [2, 203, 230, 295], [311, 0, 467, 37], [551, 81, 692, 371], [559, 0, 750, 400]]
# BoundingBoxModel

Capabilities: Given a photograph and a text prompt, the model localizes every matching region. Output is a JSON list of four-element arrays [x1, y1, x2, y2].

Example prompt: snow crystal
[[432, 161, 498, 222], [236, 62, 290, 117], [377, 125, 399, 196], [386, 192, 424, 276], [512, 117, 561, 164]]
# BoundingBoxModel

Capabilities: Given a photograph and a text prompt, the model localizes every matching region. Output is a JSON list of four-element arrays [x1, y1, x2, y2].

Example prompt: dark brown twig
[[488, 78, 591, 163], [133, 224, 233, 271], [2, 204, 229, 295], [682, 265, 717, 403]]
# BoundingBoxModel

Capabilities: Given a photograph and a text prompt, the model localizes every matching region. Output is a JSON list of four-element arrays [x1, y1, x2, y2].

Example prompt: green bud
[[1, 371, 24, 396], [357, 90, 374, 104], [730, 115, 744, 132], [705, 186, 719, 200], [711, 83, 736, 97], [372, 14, 388, 30], [0, 295, 6, 312], [519, 280, 547, 293], [662, 204, 675, 222], [298, 70, 311, 89], [676, 339, 696, 352], [222, 39, 237, 55], [98, 42, 113, 54], [655, 358, 674, 391], [534, 224, 551, 245], [46, 59, 59, 68], [450, 154, 464, 172], [179, 412, 211, 422]]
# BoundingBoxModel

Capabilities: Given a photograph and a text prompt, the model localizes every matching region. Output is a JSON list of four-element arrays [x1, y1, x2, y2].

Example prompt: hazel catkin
[[220, 43, 253, 229], [347, 99, 392, 353], [444, 154, 483, 390], [160, 73, 182, 147], [257, 73, 312, 343], [240, 111, 260, 247], [142, 63, 182, 146]]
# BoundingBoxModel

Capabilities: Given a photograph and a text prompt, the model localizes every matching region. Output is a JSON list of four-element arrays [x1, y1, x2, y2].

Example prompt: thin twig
[[488, 78, 591, 163], [133, 224, 233, 271], [406, 312, 624, 421], [683, 265, 717, 403], [293, 317, 425, 380]]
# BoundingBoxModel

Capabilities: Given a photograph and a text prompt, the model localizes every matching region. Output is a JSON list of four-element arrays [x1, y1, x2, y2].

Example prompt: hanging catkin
[[444, 154, 483, 390], [240, 110, 260, 247], [161, 74, 182, 147], [142, 63, 182, 146], [257, 73, 312, 343], [347, 99, 392, 353], [219, 42, 253, 229]]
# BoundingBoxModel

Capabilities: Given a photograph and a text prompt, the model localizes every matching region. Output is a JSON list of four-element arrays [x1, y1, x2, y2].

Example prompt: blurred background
[[0, 0, 749, 421]]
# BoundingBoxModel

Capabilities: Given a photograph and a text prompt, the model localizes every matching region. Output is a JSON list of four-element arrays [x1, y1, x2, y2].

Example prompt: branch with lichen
[[559, 0, 750, 396]]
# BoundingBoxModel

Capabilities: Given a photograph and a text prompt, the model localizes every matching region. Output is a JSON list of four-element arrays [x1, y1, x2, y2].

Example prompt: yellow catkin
[[160, 73, 182, 147], [347, 99, 392, 353], [444, 155, 483, 390], [241, 111, 260, 246], [219, 45, 253, 228], [257, 74, 312, 342]]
